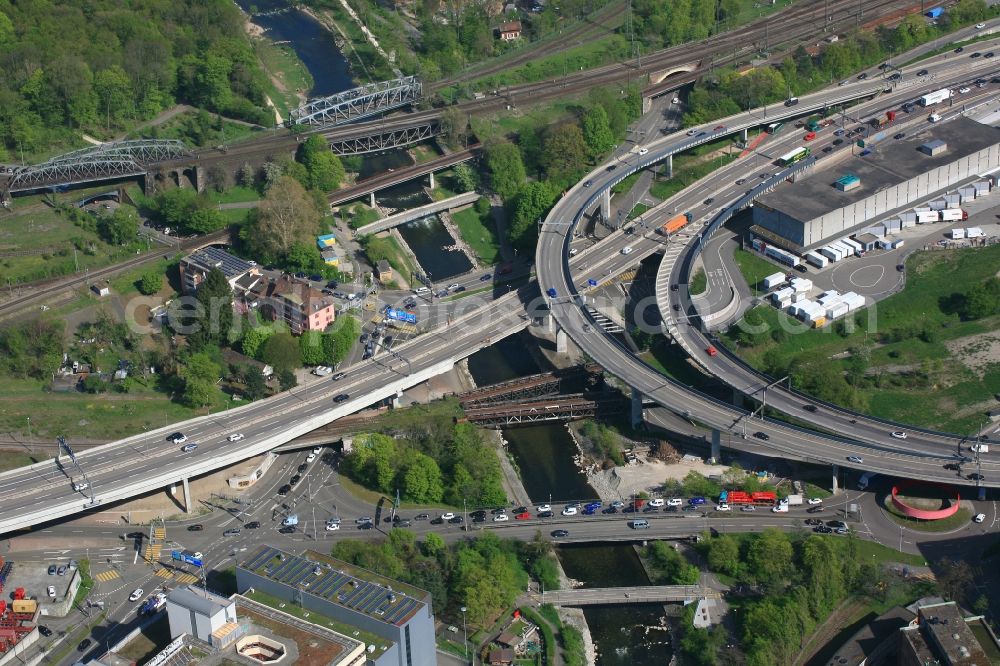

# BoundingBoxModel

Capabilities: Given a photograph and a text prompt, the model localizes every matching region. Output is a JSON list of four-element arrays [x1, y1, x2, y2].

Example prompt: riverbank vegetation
[[679, 529, 938, 666], [341, 425, 507, 506], [0, 0, 274, 160]]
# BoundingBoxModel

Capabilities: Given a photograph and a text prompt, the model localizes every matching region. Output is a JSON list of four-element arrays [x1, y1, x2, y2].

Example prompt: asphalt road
[[535, 47, 1000, 487]]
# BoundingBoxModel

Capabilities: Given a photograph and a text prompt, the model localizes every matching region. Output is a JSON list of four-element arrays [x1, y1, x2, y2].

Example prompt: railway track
[[431, 0, 628, 89], [0, 227, 231, 320]]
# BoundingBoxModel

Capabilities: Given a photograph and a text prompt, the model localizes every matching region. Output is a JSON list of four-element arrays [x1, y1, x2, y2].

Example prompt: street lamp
[[460, 606, 469, 663]]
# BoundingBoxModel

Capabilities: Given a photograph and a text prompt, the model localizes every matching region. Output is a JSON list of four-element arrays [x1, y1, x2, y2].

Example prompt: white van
[[928, 113, 941, 123], [282, 514, 299, 527], [414, 287, 430, 294], [971, 443, 990, 453], [629, 519, 650, 529]]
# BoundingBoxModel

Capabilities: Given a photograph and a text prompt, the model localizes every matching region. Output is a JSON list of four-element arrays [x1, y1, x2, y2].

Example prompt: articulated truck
[[919, 88, 952, 106], [657, 212, 693, 236]]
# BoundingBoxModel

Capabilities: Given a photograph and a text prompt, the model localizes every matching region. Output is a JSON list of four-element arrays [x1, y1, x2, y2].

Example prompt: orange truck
[[657, 212, 693, 236]]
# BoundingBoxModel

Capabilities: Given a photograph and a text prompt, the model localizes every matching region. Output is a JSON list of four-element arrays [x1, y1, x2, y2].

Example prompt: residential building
[[236, 545, 436, 666], [179, 247, 260, 295], [497, 20, 522, 40], [251, 274, 336, 334]]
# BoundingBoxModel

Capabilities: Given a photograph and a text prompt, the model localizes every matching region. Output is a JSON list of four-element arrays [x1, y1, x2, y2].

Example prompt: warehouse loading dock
[[751, 117, 1000, 251]]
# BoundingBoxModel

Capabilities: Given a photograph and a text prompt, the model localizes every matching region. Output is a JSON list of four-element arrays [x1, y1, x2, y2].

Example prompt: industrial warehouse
[[749, 115, 1000, 252]]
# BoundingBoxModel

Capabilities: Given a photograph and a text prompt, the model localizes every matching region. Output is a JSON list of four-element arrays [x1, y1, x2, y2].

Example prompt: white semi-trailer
[[920, 88, 952, 106]]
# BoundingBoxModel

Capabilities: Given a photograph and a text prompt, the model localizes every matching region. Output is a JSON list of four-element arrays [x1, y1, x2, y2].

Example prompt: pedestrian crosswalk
[[94, 570, 120, 583], [175, 573, 199, 585], [154, 568, 173, 579]]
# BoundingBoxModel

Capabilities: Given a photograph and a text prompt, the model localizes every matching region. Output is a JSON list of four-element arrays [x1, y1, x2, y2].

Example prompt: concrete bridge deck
[[542, 585, 720, 606], [354, 191, 479, 236]]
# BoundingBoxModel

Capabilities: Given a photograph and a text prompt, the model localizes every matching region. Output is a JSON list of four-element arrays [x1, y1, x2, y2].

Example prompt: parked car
[[551, 530, 569, 538], [537, 510, 554, 518], [807, 497, 823, 505], [37, 626, 52, 637], [47, 565, 56, 575], [515, 512, 531, 520], [740, 506, 756, 512], [128, 589, 144, 602], [536, 504, 551, 513], [57, 565, 67, 576], [440, 512, 456, 521], [493, 513, 509, 522], [561, 506, 578, 516], [277, 485, 291, 496], [78, 639, 92, 651]]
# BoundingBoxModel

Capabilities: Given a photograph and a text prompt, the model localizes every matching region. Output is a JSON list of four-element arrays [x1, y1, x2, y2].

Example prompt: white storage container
[[805, 251, 829, 268], [819, 246, 839, 262], [762, 272, 787, 291], [790, 277, 813, 292], [826, 302, 849, 319], [966, 227, 984, 238], [950, 228, 966, 239]]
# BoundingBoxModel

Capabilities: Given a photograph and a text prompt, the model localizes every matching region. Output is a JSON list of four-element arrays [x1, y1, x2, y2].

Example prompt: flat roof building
[[752, 116, 1000, 252], [179, 246, 260, 294], [165, 585, 239, 647], [236, 545, 436, 666], [899, 601, 997, 666]]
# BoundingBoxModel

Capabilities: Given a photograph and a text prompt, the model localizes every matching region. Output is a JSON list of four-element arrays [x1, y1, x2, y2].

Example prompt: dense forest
[[0, 0, 272, 159]]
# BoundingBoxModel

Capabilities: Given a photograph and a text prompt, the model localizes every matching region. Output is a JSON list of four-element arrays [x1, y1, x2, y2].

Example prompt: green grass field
[[650, 154, 737, 202], [689, 268, 707, 295], [452, 206, 501, 265], [732, 248, 782, 294], [253, 38, 314, 117], [726, 244, 1000, 433], [0, 202, 150, 284], [206, 186, 261, 205]]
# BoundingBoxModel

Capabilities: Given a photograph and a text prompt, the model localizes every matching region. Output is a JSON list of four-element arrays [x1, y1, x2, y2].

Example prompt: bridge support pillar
[[642, 96, 652, 114], [742, 128, 748, 143], [831, 465, 840, 495], [370, 191, 376, 207], [710, 429, 721, 463], [182, 477, 193, 514], [600, 190, 611, 222], [631, 388, 643, 428], [665, 154, 673, 179], [556, 327, 569, 354], [392, 389, 403, 408], [428, 171, 435, 190]]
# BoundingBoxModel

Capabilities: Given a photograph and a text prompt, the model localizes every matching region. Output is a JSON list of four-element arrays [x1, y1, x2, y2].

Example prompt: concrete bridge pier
[[428, 171, 435, 189], [556, 327, 569, 354], [392, 389, 404, 408], [370, 191, 376, 207], [831, 464, 840, 495], [711, 429, 721, 463], [665, 154, 673, 179], [631, 388, 643, 428], [741, 128, 748, 143], [600, 190, 611, 222]]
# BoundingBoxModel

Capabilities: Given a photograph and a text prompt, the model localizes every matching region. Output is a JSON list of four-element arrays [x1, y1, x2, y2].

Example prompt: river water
[[466, 334, 673, 664], [238, 0, 354, 97]]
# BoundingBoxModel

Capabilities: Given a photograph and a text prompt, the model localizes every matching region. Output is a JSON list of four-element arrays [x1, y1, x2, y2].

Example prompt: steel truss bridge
[[458, 364, 602, 408], [289, 76, 422, 127], [463, 393, 624, 427], [6, 140, 190, 194], [327, 120, 438, 155]]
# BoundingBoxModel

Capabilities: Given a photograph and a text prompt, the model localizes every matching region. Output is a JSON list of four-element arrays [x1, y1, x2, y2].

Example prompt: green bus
[[777, 146, 811, 166], [766, 122, 784, 134]]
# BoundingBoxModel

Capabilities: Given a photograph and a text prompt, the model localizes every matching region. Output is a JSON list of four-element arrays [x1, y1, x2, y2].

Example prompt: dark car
[[968, 473, 985, 481], [893, 132, 905, 140], [944, 462, 960, 471], [642, 506, 658, 513], [807, 505, 825, 514], [814, 525, 832, 533], [735, 178, 747, 185], [309, 274, 323, 282], [607, 164, 617, 171], [38, 626, 52, 637], [857, 72, 868, 79], [454, 286, 466, 293], [971, 51, 982, 58], [602, 506, 618, 514], [47, 565, 56, 575], [832, 138, 843, 146], [955, 46, 965, 53], [753, 431, 770, 440], [414, 513, 429, 521], [279, 525, 296, 534], [805, 518, 822, 526], [622, 506, 636, 513], [470, 510, 487, 520], [896, 264, 905, 272], [297, 463, 308, 473], [57, 565, 67, 576], [803, 404, 817, 412], [333, 394, 350, 403], [396, 519, 412, 527], [681, 505, 698, 512], [429, 517, 444, 525], [448, 516, 464, 524], [986, 52, 996, 58], [358, 522, 374, 530], [290, 475, 301, 486], [670, 284, 679, 292], [703, 198, 714, 205], [822, 146, 833, 153], [537, 510, 554, 518], [918, 69, 929, 76], [78, 639, 92, 651], [515, 506, 528, 514], [888, 72, 901, 81], [167, 432, 185, 442], [186, 524, 204, 532], [833, 129, 845, 136], [278, 484, 291, 496], [827, 520, 848, 529], [551, 530, 569, 538], [245, 521, 261, 529], [584, 180, 592, 187], [491, 507, 507, 515], [480, 273, 493, 282], [126, 531, 144, 539]]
